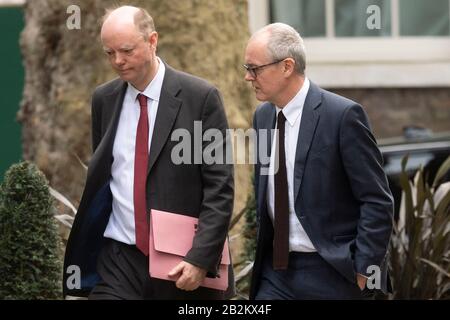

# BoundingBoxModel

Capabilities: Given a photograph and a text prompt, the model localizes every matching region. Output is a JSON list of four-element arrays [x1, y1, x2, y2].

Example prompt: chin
[[255, 92, 267, 102], [119, 74, 134, 83]]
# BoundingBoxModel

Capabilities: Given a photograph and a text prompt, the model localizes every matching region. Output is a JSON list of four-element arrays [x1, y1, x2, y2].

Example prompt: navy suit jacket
[[250, 82, 393, 298], [63, 63, 234, 298]]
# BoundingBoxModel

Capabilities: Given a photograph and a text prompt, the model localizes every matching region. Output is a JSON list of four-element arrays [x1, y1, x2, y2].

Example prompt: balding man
[[63, 6, 234, 300], [246, 23, 393, 299]]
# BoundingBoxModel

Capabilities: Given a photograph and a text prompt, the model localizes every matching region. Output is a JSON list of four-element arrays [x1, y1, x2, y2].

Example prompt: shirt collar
[[276, 77, 310, 127], [128, 57, 166, 102]]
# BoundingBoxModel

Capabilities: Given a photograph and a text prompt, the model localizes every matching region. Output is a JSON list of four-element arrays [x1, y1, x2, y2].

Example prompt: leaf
[[434, 182, 450, 209], [433, 155, 450, 188], [228, 233, 240, 242], [54, 214, 74, 228], [399, 171, 414, 234], [49, 187, 77, 215], [71, 152, 88, 171], [235, 261, 254, 283], [437, 281, 450, 299], [435, 187, 450, 222], [419, 258, 450, 278], [229, 205, 247, 230], [423, 185, 435, 215], [415, 167, 426, 217], [401, 154, 410, 172]]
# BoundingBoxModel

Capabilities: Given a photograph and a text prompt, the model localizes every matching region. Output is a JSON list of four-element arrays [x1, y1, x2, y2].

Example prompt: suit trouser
[[89, 238, 226, 300], [255, 251, 370, 300]]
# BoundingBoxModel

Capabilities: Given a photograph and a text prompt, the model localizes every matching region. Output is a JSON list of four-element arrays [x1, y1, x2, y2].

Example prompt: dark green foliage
[[0, 161, 62, 299], [241, 191, 257, 263], [390, 155, 450, 299], [235, 179, 257, 297]]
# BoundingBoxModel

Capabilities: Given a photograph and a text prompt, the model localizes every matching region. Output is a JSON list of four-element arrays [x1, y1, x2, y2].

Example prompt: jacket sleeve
[[184, 87, 234, 276], [339, 103, 394, 276]]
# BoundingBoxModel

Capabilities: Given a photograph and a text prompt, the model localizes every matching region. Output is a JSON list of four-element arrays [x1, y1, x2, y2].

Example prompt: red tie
[[134, 93, 149, 255]]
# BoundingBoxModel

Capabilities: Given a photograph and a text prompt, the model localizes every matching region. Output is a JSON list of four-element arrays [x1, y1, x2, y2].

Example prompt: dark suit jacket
[[63, 63, 234, 298], [250, 82, 394, 299]]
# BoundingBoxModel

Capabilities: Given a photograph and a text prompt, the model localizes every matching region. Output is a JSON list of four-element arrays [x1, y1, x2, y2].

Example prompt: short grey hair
[[260, 23, 306, 75]]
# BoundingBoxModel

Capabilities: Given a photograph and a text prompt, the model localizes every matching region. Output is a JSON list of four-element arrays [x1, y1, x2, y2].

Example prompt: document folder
[[149, 209, 230, 291]]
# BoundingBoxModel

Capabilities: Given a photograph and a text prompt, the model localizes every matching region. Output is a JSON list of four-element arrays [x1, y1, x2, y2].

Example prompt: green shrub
[[0, 161, 62, 299], [241, 190, 257, 263], [390, 155, 450, 299], [234, 181, 257, 298]]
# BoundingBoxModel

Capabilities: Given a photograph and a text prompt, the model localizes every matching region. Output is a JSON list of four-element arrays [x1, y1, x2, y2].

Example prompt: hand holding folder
[[167, 260, 207, 290], [149, 209, 230, 291]]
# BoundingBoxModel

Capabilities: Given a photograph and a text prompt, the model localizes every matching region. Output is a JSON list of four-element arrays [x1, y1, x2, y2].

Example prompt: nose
[[114, 53, 125, 66], [244, 70, 255, 82]]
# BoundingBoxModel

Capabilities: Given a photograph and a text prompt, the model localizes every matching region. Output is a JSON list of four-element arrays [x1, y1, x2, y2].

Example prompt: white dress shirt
[[266, 77, 316, 252], [104, 58, 166, 244]]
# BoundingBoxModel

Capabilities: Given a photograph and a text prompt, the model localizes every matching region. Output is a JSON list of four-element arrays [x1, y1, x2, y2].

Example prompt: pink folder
[[149, 209, 230, 291]]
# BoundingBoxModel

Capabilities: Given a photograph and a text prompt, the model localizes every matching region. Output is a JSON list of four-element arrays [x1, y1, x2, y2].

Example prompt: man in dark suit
[[245, 23, 393, 299], [63, 5, 234, 300]]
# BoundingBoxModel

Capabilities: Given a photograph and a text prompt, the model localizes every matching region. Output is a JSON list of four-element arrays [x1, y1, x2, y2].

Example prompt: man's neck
[[134, 56, 160, 92], [275, 76, 305, 108]]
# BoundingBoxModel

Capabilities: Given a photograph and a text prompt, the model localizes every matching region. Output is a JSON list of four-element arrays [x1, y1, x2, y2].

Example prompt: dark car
[[378, 128, 450, 217]]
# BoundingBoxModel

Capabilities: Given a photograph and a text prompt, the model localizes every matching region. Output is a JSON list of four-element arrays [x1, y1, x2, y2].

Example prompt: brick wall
[[330, 88, 450, 139]]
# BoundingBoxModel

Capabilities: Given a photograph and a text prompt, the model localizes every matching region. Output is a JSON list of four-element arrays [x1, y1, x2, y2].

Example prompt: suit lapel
[[258, 105, 276, 213], [293, 82, 322, 205], [103, 81, 128, 154], [89, 80, 127, 185], [147, 64, 182, 174]]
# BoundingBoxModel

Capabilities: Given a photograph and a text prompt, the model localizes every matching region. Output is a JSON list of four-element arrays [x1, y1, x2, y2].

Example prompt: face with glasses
[[243, 59, 285, 79], [244, 37, 293, 106]]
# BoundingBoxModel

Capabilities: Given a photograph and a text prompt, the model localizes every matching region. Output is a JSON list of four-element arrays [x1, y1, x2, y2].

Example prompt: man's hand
[[168, 261, 207, 291], [356, 273, 368, 291]]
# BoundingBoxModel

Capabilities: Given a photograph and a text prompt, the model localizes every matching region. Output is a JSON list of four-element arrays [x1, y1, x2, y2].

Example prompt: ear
[[148, 31, 158, 49], [283, 58, 296, 77]]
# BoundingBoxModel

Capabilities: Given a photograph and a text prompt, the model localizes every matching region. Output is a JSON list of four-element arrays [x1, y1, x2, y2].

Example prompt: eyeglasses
[[243, 59, 285, 79]]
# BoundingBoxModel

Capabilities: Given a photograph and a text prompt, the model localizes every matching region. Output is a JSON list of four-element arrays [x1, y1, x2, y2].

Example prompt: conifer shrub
[[0, 161, 61, 299]]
